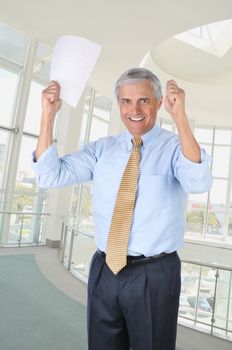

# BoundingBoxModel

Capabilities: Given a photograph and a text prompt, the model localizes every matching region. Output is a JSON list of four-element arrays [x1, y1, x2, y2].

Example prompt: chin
[[130, 130, 144, 137]]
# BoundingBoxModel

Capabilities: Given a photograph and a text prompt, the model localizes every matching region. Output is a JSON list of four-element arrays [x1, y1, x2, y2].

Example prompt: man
[[33, 68, 212, 350]]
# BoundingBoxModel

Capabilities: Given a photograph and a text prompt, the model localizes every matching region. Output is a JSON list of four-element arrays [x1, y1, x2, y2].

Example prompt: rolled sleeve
[[32, 144, 59, 174], [31, 143, 97, 189], [174, 148, 213, 194]]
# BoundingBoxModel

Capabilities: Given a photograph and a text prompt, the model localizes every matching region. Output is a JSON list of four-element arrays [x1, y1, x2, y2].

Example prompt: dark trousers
[[87, 251, 181, 350]]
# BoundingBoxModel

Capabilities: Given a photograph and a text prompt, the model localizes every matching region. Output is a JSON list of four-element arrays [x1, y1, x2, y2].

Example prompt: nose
[[130, 101, 141, 115]]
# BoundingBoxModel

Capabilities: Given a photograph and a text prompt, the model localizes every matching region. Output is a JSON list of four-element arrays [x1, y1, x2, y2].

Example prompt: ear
[[157, 96, 163, 110]]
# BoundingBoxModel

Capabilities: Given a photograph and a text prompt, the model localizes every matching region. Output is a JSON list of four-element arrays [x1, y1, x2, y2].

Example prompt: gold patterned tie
[[106, 137, 142, 274]]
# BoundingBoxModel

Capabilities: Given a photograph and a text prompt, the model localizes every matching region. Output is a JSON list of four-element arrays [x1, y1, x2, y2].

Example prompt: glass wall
[[0, 21, 52, 245], [63, 88, 112, 280], [0, 130, 11, 191], [2, 20, 232, 252], [11, 41, 53, 246], [0, 67, 20, 203], [161, 120, 232, 243], [185, 125, 232, 243], [70, 88, 111, 228], [0, 19, 112, 248], [0, 23, 27, 243]]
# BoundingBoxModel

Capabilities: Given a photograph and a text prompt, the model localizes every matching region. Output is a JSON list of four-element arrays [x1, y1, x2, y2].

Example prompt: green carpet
[[0, 254, 87, 350], [0, 253, 184, 350]]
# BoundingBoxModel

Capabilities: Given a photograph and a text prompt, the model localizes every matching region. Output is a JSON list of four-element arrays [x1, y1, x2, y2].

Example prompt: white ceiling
[[0, 0, 232, 124], [151, 37, 232, 84]]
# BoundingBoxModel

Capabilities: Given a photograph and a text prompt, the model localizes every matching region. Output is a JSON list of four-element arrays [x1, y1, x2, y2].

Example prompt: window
[[0, 68, 19, 127], [23, 81, 44, 135], [65, 88, 112, 280], [175, 19, 232, 58], [32, 42, 52, 83], [0, 130, 11, 190], [10, 80, 49, 245], [89, 117, 109, 142], [0, 22, 28, 65], [70, 88, 111, 231], [0, 21, 50, 246], [185, 125, 232, 242], [186, 193, 208, 237]]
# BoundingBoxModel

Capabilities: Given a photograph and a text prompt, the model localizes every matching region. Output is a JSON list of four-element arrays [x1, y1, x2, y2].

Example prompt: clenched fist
[[42, 81, 62, 121], [164, 80, 186, 121]]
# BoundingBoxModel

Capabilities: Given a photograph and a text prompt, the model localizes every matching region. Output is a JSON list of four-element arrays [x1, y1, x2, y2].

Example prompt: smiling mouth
[[128, 116, 145, 122]]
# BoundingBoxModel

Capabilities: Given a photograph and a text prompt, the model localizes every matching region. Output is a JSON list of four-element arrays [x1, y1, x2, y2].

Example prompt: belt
[[97, 250, 177, 266]]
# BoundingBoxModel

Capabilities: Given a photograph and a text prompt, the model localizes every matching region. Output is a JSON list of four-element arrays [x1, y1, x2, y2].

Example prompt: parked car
[[187, 296, 212, 312], [206, 296, 214, 308], [179, 295, 192, 315]]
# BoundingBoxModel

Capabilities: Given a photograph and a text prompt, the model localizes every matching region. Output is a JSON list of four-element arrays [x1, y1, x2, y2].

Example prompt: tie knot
[[132, 137, 142, 148]]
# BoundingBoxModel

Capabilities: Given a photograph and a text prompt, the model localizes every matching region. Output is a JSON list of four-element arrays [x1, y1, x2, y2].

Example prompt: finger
[[47, 81, 61, 95], [43, 91, 58, 103], [49, 80, 60, 89], [43, 84, 60, 103], [166, 80, 180, 103], [167, 80, 179, 92], [48, 81, 60, 92]]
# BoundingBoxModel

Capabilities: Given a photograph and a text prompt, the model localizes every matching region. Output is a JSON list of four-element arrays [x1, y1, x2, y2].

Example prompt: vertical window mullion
[[2, 38, 37, 244], [223, 132, 232, 238], [203, 126, 215, 238]]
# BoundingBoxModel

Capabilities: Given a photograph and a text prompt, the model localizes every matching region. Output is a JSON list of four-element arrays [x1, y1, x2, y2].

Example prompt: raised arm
[[35, 81, 62, 161], [164, 79, 201, 163]]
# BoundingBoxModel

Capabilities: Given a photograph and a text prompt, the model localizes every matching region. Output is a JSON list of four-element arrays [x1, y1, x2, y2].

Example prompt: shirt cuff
[[178, 148, 212, 168], [31, 144, 59, 174]]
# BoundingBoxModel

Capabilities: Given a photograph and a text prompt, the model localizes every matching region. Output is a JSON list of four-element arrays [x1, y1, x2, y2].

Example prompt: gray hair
[[114, 67, 162, 100]]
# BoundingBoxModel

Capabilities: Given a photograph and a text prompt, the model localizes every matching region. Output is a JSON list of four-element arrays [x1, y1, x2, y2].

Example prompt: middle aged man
[[32, 67, 212, 350]]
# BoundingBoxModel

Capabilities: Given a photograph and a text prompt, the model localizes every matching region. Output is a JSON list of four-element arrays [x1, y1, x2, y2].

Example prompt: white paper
[[50, 36, 101, 107]]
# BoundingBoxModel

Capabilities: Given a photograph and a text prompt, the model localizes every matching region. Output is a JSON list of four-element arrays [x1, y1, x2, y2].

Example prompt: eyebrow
[[138, 97, 151, 102], [119, 97, 151, 102]]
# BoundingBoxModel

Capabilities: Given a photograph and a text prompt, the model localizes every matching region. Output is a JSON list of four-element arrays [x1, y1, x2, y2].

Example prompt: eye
[[139, 98, 150, 104], [121, 99, 130, 105]]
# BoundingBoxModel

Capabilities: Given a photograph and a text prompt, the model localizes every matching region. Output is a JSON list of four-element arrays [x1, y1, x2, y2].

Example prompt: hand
[[41, 81, 62, 120], [164, 80, 186, 121]]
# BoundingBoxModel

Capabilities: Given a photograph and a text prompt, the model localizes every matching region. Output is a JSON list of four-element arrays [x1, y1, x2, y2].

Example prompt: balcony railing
[[60, 220, 232, 342], [0, 211, 50, 246]]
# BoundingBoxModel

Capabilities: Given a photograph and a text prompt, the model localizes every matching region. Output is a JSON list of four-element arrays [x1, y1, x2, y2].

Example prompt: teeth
[[129, 117, 144, 121]]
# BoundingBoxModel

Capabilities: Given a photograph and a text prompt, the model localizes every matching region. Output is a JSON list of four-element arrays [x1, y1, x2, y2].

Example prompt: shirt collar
[[125, 124, 162, 152]]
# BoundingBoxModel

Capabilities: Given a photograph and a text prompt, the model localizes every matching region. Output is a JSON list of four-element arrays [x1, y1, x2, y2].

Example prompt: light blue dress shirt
[[32, 124, 212, 256]]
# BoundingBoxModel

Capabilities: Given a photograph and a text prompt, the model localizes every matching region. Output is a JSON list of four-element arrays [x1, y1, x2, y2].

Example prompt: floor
[[0, 248, 87, 350], [0, 246, 87, 305], [1, 246, 231, 350]]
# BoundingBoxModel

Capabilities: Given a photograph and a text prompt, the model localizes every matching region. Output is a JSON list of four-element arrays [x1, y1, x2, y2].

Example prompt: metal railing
[[0, 211, 50, 246], [179, 258, 232, 339], [60, 220, 232, 341]]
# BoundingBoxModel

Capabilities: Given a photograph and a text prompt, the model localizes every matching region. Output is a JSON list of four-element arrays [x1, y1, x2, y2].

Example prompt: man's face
[[118, 80, 163, 138]]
